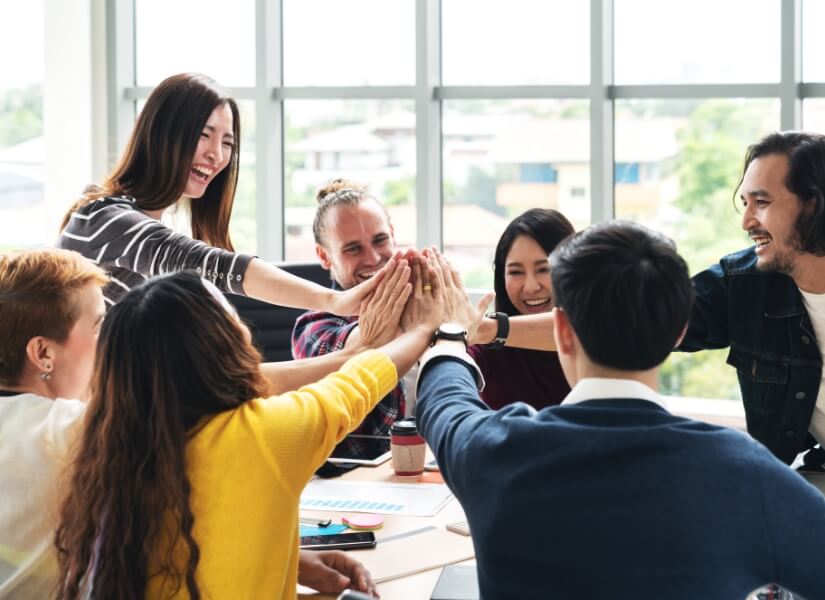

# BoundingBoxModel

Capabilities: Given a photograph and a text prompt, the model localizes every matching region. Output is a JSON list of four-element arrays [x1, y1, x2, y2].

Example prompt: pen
[[299, 516, 332, 528]]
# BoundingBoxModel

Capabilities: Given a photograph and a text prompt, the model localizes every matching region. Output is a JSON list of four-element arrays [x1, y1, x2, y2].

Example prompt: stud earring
[[40, 365, 52, 381]]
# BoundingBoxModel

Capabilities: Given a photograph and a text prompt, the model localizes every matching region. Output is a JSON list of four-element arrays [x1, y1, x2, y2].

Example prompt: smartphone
[[299, 532, 377, 551]]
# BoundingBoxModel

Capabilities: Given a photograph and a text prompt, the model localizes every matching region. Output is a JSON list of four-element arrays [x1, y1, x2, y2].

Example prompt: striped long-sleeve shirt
[[56, 196, 255, 307]]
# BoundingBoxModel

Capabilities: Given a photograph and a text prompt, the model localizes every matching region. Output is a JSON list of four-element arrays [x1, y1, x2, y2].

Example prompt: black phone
[[299, 531, 377, 551]]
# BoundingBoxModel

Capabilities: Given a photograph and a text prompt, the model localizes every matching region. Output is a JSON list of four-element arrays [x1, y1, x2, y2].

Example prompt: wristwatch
[[432, 323, 469, 348], [484, 311, 509, 349]]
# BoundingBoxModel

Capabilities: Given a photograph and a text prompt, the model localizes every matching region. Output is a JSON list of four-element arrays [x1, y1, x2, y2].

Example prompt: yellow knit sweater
[[146, 350, 397, 599]]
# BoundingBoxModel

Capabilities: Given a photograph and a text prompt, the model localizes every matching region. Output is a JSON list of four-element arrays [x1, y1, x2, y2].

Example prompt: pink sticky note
[[342, 514, 385, 530]]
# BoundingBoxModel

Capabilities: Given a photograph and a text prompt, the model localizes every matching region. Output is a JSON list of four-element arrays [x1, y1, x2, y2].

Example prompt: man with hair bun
[[292, 179, 406, 462]]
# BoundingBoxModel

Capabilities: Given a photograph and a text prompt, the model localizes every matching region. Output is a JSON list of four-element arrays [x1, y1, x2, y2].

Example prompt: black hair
[[737, 131, 825, 255], [550, 220, 694, 371], [493, 208, 575, 315]]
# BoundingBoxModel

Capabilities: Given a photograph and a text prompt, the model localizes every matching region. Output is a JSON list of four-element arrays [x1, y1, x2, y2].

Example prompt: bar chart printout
[[299, 480, 453, 517]]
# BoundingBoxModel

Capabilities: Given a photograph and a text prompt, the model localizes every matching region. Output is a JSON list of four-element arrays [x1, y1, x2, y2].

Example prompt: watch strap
[[484, 311, 509, 349], [431, 325, 469, 348]]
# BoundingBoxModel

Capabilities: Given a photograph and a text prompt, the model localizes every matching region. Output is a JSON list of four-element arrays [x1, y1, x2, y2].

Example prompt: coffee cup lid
[[391, 419, 417, 434]]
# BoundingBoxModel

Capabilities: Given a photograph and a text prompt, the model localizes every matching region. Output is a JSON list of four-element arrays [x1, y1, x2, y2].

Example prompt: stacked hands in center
[[356, 247, 495, 351]]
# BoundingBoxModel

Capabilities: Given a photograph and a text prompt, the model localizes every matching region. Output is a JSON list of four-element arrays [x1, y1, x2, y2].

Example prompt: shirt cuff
[[416, 340, 485, 394]]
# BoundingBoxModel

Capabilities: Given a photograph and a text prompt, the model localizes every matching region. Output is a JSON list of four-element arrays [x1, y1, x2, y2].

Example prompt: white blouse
[[0, 392, 84, 598]]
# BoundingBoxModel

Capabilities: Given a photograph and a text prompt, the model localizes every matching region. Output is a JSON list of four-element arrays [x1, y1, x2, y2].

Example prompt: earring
[[40, 365, 52, 381]]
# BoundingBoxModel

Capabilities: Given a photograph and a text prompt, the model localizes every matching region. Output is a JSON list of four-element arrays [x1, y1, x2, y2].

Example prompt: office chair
[[225, 262, 331, 363]]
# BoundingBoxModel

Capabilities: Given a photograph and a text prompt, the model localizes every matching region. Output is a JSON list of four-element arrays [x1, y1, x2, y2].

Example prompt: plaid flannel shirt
[[291, 310, 406, 460]]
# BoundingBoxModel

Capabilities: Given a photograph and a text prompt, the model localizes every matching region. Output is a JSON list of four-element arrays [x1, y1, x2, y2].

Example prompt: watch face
[[439, 323, 465, 336]]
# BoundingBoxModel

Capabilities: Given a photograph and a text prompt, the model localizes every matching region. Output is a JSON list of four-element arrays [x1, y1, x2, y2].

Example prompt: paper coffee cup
[[390, 419, 426, 477]]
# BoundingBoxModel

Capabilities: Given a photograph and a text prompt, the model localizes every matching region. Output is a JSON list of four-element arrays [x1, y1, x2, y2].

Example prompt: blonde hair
[[0, 249, 108, 385], [312, 178, 389, 246]]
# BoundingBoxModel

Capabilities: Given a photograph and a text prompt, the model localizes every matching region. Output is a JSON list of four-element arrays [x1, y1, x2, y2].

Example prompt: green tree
[[659, 99, 774, 400], [383, 176, 415, 206], [0, 84, 43, 146]]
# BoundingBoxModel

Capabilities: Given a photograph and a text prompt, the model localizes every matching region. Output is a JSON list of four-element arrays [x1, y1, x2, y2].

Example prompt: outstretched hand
[[424, 247, 493, 341], [401, 251, 444, 335], [357, 255, 412, 348], [298, 549, 379, 597], [330, 257, 394, 317]]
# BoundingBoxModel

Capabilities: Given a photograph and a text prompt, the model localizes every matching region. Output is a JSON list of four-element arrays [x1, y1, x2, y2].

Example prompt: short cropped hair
[[738, 131, 825, 255], [0, 249, 108, 385], [550, 221, 694, 371]]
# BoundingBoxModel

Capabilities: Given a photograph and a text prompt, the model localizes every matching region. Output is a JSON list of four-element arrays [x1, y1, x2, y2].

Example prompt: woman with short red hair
[[0, 248, 108, 598]]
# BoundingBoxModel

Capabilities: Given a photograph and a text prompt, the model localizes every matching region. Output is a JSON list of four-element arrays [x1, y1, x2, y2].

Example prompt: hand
[[330, 255, 397, 316], [298, 550, 379, 597], [357, 256, 412, 348], [425, 247, 493, 342], [401, 251, 444, 334]]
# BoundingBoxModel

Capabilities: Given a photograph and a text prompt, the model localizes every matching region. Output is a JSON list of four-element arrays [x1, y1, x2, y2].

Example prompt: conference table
[[295, 408, 825, 599], [297, 456, 474, 599]]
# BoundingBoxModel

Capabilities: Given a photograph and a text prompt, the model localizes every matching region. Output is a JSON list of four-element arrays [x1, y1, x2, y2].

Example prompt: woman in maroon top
[[469, 208, 574, 410]]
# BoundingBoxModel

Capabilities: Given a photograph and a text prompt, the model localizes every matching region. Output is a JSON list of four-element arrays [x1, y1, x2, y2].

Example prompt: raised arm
[[260, 257, 412, 394], [474, 312, 556, 351], [59, 199, 383, 315], [243, 257, 383, 316]]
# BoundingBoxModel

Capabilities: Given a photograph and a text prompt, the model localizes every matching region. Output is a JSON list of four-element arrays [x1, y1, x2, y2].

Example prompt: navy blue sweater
[[417, 358, 825, 600]]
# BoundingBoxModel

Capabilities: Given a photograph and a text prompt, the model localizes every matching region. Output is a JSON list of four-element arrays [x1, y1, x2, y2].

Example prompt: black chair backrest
[[225, 262, 331, 362]]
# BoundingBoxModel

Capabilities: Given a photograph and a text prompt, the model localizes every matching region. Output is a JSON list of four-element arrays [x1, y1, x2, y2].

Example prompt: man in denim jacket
[[679, 132, 825, 468], [474, 132, 825, 468]]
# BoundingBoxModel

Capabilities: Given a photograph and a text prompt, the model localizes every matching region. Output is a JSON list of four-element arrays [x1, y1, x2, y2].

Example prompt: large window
[[0, 1, 45, 251], [284, 100, 417, 261], [94, 0, 825, 402]]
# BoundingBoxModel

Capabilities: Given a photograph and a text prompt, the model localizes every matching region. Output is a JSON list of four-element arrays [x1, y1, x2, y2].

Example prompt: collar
[[561, 377, 667, 410], [764, 272, 806, 319]]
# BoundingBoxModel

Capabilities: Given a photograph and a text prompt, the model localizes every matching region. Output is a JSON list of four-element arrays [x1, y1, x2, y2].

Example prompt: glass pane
[[804, 0, 825, 82], [284, 100, 416, 261], [615, 98, 780, 400], [0, 0, 46, 250], [230, 100, 256, 254], [443, 100, 591, 290], [136, 0, 255, 87], [803, 99, 825, 133], [442, 0, 589, 85], [283, 0, 415, 86], [615, 0, 780, 84]]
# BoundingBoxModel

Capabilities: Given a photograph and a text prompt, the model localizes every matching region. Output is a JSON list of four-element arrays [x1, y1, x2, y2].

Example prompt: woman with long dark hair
[[54, 259, 441, 599], [469, 208, 574, 410], [57, 73, 380, 314]]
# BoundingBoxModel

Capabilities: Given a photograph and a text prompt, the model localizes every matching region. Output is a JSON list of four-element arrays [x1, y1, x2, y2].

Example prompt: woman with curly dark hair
[[55, 258, 441, 599]]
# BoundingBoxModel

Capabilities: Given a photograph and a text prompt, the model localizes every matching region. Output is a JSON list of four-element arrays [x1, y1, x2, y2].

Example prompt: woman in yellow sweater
[[54, 256, 441, 599]]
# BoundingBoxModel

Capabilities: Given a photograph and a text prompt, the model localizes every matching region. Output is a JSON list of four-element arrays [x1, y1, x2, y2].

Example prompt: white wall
[[43, 0, 107, 232]]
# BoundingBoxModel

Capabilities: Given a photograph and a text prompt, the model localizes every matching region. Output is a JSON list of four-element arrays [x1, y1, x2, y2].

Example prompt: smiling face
[[315, 199, 396, 290], [183, 103, 235, 199], [740, 153, 805, 275], [504, 234, 553, 315]]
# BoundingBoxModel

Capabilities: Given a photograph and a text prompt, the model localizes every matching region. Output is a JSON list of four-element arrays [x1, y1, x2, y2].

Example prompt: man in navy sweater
[[415, 221, 825, 599]]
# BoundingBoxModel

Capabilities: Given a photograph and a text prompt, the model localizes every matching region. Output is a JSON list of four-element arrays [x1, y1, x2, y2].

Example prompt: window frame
[[108, 0, 814, 262]]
